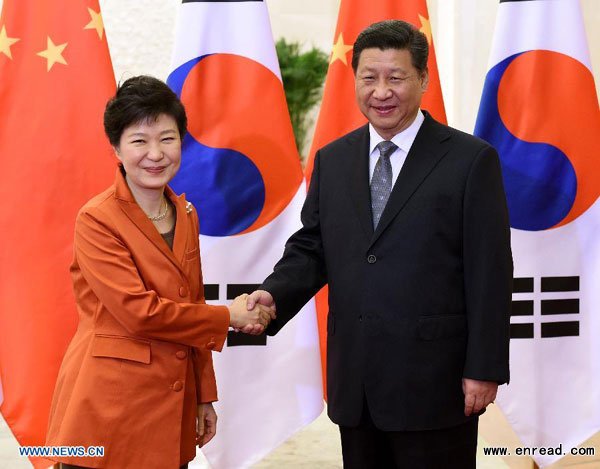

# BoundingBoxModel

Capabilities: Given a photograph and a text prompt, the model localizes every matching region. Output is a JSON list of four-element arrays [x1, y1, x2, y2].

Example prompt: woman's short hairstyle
[[104, 75, 187, 147], [351, 20, 429, 74]]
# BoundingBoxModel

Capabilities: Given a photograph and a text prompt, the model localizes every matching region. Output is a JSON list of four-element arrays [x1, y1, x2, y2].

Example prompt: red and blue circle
[[475, 50, 600, 231], [167, 53, 302, 236]]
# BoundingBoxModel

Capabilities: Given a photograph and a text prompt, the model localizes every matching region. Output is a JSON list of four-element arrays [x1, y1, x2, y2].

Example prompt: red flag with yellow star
[[0, 1, 115, 466], [306, 0, 446, 394]]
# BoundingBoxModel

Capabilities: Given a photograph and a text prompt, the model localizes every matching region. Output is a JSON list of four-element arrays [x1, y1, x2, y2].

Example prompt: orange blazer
[[46, 168, 229, 468]]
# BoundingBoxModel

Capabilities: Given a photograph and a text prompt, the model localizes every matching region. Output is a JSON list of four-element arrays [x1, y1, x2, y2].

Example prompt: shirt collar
[[369, 109, 425, 155]]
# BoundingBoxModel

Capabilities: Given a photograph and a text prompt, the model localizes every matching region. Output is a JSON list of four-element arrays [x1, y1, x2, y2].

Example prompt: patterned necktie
[[370, 140, 398, 229]]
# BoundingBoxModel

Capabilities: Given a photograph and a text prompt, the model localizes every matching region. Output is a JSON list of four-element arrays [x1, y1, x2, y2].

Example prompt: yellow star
[[419, 14, 432, 46], [330, 33, 353, 66], [84, 7, 104, 40], [36, 37, 68, 71], [0, 25, 20, 60]]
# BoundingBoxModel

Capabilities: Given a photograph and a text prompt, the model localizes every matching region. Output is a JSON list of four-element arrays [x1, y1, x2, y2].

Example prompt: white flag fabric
[[167, 1, 324, 468], [475, 0, 600, 466]]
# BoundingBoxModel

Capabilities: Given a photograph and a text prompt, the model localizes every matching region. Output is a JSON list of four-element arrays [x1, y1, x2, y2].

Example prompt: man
[[247, 20, 512, 468]]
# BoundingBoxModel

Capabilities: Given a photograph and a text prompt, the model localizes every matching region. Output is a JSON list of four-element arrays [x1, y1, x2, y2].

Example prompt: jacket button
[[175, 350, 187, 360], [206, 341, 216, 350], [367, 254, 377, 264], [179, 286, 188, 297], [172, 380, 183, 392]]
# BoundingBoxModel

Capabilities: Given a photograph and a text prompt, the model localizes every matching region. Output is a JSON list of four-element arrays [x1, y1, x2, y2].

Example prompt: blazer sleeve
[[189, 208, 218, 403], [74, 208, 230, 350], [462, 145, 513, 384], [262, 150, 328, 335], [192, 347, 218, 403]]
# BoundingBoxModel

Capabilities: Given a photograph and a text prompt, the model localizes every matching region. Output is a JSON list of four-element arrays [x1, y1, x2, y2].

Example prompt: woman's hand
[[228, 293, 276, 333], [197, 403, 217, 448]]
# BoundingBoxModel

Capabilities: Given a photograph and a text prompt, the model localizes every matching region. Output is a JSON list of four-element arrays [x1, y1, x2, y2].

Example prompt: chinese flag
[[306, 0, 446, 394], [0, 1, 115, 467]]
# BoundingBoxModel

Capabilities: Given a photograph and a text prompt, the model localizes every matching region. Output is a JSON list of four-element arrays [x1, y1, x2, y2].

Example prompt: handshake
[[227, 290, 276, 335]]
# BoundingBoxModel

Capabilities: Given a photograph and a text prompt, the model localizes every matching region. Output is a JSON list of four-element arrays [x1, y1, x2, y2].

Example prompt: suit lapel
[[348, 125, 374, 239], [369, 113, 452, 248], [168, 187, 189, 265], [114, 168, 186, 273]]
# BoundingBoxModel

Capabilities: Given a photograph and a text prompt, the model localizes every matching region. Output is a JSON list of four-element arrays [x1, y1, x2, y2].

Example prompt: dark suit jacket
[[262, 112, 512, 431]]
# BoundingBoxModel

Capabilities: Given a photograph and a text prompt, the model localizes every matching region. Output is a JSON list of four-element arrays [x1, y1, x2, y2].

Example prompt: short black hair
[[104, 75, 187, 147], [351, 20, 429, 74]]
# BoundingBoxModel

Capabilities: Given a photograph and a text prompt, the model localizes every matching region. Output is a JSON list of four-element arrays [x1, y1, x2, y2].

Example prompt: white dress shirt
[[369, 110, 425, 185]]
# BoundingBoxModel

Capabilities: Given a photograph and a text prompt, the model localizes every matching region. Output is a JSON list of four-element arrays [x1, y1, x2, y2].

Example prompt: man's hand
[[462, 378, 498, 416], [237, 290, 277, 335], [246, 290, 275, 310], [228, 293, 275, 334], [197, 403, 217, 448]]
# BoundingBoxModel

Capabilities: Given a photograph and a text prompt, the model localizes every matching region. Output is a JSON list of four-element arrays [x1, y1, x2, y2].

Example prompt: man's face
[[354, 47, 428, 140]]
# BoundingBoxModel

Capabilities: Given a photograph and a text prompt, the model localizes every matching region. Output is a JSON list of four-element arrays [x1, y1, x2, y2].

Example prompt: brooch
[[185, 201, 193, 214]]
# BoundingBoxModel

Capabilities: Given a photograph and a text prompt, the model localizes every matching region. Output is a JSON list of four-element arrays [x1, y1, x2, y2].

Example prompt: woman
[[46, 76, 273, 469]]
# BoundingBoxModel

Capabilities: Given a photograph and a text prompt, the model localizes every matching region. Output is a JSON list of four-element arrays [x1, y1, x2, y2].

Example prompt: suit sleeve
[[74, 209, 230, 350], [462, 145, 513, 384], [262, 151, 328, 335]]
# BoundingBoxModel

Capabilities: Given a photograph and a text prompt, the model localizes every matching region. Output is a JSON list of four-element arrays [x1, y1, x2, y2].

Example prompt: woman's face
[[115, 113, 182, 195]]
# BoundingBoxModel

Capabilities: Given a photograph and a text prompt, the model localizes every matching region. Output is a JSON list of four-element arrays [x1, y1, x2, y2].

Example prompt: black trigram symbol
[[510, 276, 580, 339], [205, 284, 267, 347]]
